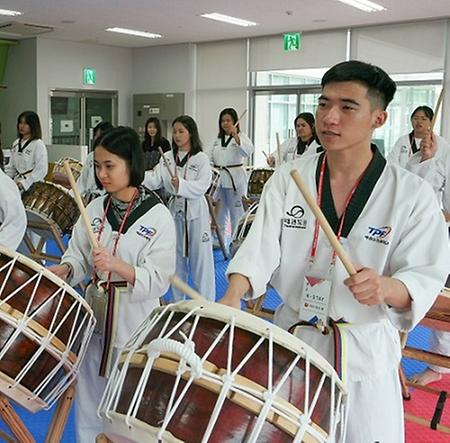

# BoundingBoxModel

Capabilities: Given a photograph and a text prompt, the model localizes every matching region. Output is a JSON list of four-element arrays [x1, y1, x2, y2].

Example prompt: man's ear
[[373, 110, 388, 129]]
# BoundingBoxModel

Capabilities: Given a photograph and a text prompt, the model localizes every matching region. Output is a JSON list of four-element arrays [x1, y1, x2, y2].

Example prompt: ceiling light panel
[[200, 13, 257, 27], [106, 27, 162, 39], [0, 9, 22, 16], [336, 0, 386, 13]]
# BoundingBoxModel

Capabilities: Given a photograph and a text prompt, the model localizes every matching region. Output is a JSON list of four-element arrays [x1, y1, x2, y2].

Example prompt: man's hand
[[218, 273, 250, 309], [93, 246, 118, 273]]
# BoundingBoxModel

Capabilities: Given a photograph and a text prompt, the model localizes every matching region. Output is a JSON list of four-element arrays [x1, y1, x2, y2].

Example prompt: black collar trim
[[409, 131, 419, 154], [315, 145, 386, 238], [104, 189, 161, 233]]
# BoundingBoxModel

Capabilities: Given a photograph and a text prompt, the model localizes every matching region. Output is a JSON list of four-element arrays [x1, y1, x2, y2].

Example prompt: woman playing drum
[[49, 126, 176, 442]]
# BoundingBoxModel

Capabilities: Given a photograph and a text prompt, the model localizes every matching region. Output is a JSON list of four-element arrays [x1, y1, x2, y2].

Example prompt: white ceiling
[[1, 0, 449, 48]]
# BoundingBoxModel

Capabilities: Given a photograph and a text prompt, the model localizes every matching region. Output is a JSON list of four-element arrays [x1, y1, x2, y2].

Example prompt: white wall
[[0, 38, 37, 147], [36, 38, 133, 143], [196, 39, 248, 149], [132, 43, 197, 116]]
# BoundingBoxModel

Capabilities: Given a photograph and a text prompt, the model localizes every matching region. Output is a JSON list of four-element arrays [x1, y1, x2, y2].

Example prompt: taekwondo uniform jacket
[[277, 137, 322, 165], [0, 169, 26, 250], [209, 133, 254, 195], [388, 132, 450, 168], [62, 192, 176, 347], [227, 148, 449, 442], [8, 138, 48, 191], [75, 151, 104, 199]]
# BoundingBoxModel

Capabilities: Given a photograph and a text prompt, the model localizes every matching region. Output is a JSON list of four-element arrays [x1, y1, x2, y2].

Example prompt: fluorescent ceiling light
[[336, 0, 386, 12], [201, 13, 257, 27], [106, 27, 162, 39], [0, 9, 22, 16]]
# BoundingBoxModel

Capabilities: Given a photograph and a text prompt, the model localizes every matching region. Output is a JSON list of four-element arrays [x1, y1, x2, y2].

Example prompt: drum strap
[[214, 164, 243, 192]]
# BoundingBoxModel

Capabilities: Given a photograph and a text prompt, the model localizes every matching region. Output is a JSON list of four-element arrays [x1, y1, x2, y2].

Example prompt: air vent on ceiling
[[0, 21, 54, 37]]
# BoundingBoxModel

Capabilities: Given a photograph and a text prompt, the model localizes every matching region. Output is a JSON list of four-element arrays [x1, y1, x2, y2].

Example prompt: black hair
[[94, 126, 144, 189], [143, 117, 162, 152], [218, 108, 240, 138], [411, 106, 434, 121], [294, 112, 315, 131], [16, 111, 42, 140], [172, 115, 203, 156], [321, 60, 396, 110]]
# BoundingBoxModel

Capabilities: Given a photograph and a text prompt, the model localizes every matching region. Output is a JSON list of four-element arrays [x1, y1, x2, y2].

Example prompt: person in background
[[144, 115, 215, 301], [142, 116, 171, 171], [388, 105, 449, 168], [220, 60, 449, 442], [209, 108, 254, 242], [8, 111, 47, 192], [267, 112, 322, 167], [49, 126, 176, 442], [76, 121, 114, 201], [406, 131, 450, 386]]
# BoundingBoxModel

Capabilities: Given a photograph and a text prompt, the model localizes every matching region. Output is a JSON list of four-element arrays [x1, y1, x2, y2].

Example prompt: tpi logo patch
[[136, 224, 157, 240], [364, 226, 392, 245]]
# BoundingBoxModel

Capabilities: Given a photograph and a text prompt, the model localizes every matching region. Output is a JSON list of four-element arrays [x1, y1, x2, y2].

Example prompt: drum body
[[247, 168, 274, 199], [206, 168, 221, 201], [0, 246, 95, 412], [230, 201, 258, 257], [51, 157, 83, 189], [99, 301, 348, 443], [22, 181, 80, 237]]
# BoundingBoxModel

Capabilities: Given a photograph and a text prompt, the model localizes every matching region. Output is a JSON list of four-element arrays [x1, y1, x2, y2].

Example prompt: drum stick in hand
[[63, 161, 99, 249], [276, 132, 282, 165], [430, 88, 444, 132], [158, 147, 175, 179], [290, 169, 357, 276], [234, 109, 247, 128], [170, 275, 206, 301]]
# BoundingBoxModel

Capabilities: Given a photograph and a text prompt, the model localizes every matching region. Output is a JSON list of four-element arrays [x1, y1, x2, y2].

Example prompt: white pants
[[274, 304, 404, 443], [429, 330, 450, 373], [216, 187, 245, 240], [172, 212, 215, 302], [75, 335, 107, 443]]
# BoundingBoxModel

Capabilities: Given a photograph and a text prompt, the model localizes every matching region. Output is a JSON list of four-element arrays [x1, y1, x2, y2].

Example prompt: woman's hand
[[93, 246, 118, 274], [420, 132, 437, 162], [48, 263, 71, 280], [171, 176, 180, 192], [266, 155, 276, 167]]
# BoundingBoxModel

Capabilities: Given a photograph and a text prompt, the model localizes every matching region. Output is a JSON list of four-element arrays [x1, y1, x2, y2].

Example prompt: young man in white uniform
[[145, 115, 215, 302], [220, 60, 449, 443], [406, 135, 450, 385], [387, 105, 450, 168], [0, 168, 27, 250]]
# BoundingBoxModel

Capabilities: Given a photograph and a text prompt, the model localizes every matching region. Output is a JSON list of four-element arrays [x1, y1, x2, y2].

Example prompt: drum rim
[[0, 244, 93, 314], [141, 300, 346, 392]]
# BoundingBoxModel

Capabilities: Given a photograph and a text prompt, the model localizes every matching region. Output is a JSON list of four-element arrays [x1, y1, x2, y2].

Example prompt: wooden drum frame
[[99, 301, 348, 443]]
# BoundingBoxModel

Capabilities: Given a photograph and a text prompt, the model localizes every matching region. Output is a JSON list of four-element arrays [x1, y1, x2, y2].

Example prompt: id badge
[[299, 275, 332, 324]]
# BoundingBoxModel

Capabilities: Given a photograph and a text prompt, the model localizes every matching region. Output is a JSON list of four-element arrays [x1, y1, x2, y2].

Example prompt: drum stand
[[205, 195, 228, 260], [399, 293, 450, 434], [0, 383, 76, 443], [23, 219, 66, 264]]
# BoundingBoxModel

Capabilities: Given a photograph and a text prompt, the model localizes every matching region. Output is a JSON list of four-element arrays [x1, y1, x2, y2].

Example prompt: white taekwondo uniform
[[8, 138, 48, 191], [144, 150, 215, 302], [60, 188, 176, 443], [406, 148, 450, 375], [275, 137, 322, 165], [388, 132, 450, 168], [227, 148, 449, 443], [0, 169, 26, 250], [209, 133, 254, 239]]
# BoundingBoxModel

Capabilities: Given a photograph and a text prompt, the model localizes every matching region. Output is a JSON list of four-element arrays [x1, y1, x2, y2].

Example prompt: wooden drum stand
[[400, 290, 450, 434]]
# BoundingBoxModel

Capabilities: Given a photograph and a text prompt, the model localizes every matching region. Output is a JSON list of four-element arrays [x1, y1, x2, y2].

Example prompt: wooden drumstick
[[158, 147, 175, 179], [234, 109, 247, 128], [276, 132, 282, 165], [63, 161, 99, 249], [169, 275, 206, 301], [430, 88, 444, 132], [290, 169, 357, 276]]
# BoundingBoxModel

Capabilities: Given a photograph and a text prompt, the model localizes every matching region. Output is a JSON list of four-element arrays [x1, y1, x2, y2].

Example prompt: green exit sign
[[83, 67, 96, 85], [284, 33, 301, 52]]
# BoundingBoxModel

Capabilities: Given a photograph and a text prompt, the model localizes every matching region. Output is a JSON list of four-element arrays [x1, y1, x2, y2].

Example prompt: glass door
[[85, 93, 117, 148]]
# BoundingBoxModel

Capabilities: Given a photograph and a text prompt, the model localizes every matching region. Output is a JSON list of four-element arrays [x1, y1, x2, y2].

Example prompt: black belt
[[214, 164, 243, 192]]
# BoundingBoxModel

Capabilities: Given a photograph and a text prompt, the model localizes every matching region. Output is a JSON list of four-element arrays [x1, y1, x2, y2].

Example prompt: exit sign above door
[[83, 67, 96, 85]]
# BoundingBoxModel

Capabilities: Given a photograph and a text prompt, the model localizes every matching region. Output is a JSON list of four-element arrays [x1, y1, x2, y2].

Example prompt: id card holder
[[299, 275, 332, 324]]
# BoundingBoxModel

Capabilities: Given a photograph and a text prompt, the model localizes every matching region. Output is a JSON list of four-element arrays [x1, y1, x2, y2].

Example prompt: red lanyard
[[310, 154, 364, 264], [96, 189, 138, 286]]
